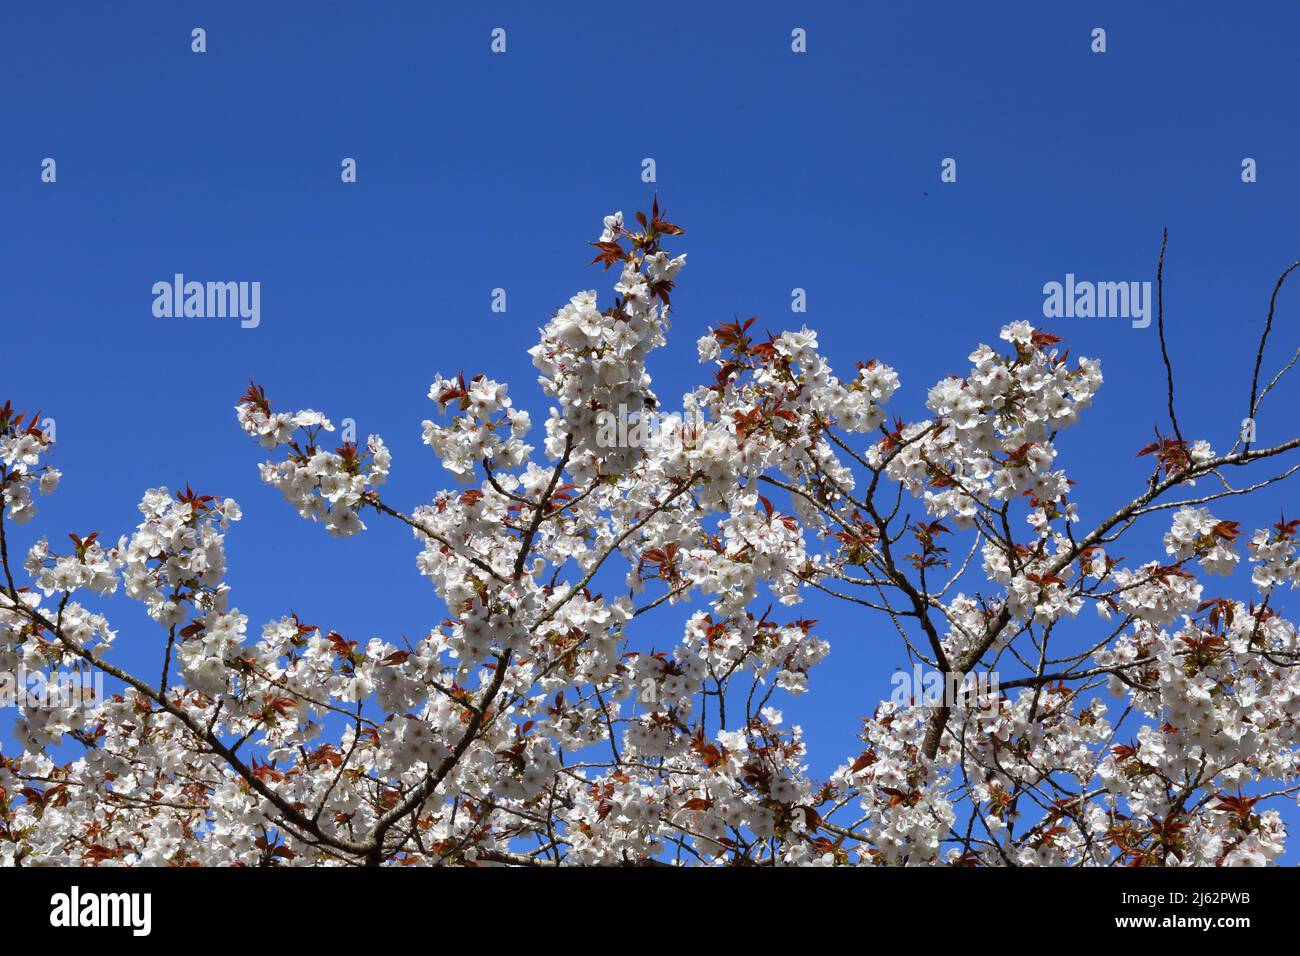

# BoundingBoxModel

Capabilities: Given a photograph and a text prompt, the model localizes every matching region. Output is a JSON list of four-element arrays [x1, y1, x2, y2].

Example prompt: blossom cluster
[[0, 403, 59, 525], [3, 206, 1300, 868]]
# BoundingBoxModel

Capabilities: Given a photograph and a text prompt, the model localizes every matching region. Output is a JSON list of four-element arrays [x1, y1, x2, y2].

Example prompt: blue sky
[[3, 1, 1300, 860]]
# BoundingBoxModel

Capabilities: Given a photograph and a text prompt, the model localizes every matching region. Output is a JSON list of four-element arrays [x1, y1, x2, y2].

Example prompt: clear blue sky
[[3, 2, 1300, 860]]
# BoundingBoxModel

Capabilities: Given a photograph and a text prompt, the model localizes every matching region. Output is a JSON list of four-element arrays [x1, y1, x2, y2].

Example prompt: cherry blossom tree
[[4, 206, 1300, 866]]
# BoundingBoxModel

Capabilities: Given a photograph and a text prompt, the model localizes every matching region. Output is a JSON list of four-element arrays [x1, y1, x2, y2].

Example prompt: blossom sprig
[[236, 385, 390, 537], [0, 400, 60, 525]]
